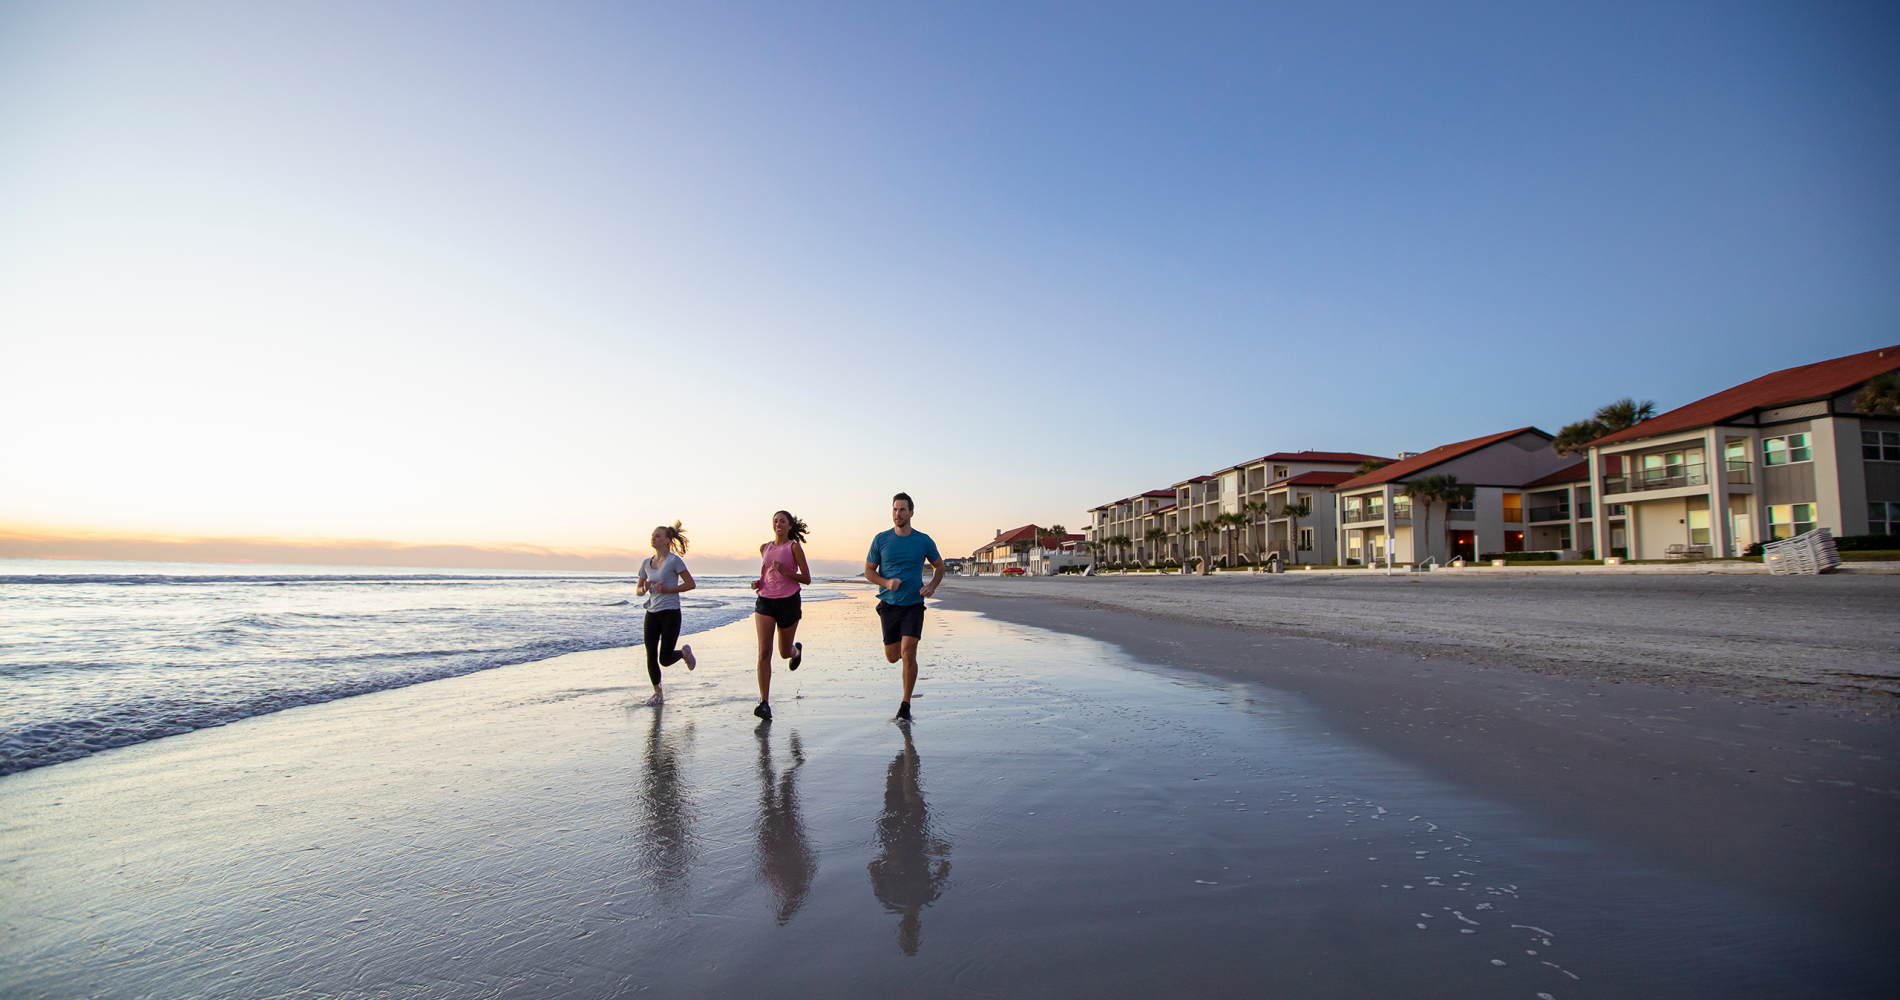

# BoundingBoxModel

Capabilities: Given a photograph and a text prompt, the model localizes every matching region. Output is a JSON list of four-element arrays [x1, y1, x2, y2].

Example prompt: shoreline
[[935, 576, 1900, 945]]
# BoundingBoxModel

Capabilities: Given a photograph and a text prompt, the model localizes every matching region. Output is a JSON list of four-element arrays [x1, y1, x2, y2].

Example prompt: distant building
[[972, 525, 1087, 575], [1333, 428, 1574, 564]]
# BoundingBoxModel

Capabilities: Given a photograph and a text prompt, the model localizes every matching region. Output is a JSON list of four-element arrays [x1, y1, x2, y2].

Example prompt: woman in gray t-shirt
[[635, 521, 698, 706]]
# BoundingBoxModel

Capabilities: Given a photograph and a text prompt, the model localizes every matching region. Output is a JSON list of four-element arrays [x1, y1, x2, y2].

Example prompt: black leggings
[[644, 609, 686, 685]]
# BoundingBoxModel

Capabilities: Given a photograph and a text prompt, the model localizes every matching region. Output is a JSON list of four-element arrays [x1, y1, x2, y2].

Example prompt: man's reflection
[[634, 708, 697, 907], [867, 721, 952, 956], [754, 725, 818, 924]]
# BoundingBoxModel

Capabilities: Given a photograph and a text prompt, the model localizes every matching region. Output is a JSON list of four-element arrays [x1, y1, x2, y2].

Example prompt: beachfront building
[[972, 525, 1089, 574], [1521, 461, 1595, 556], [1332, 428, 1576, 564], [1260, 471, 1354, 565], [972, 525, 1039, 574], [1087, 490, 1176, 566], [1584, 345, 1900, 558], [1223, 452, 1389, 567], [1170, 475, 1218, 567]]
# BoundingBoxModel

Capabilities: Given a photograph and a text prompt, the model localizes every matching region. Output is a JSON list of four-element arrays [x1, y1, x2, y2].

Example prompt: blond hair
[[655, 520, 689, 554]]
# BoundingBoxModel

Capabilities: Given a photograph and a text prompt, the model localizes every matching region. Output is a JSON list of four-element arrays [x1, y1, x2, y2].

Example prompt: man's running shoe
[[896, 701, 911, 721], [788, 642, 802, 671], [754, 701, 773, 721]]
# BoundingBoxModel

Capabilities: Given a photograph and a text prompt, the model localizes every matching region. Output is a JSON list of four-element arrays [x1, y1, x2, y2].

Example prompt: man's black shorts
[[754, 593, 802, 628], [876, 600, 925, 645]]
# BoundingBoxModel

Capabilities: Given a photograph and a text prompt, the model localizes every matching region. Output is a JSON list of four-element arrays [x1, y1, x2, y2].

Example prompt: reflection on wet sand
[[634, 708, 697, 906], [867, 721, 952, 956], [754, 725, 818, 924]]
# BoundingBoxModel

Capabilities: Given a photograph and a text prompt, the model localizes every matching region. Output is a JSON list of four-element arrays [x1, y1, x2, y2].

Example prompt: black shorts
[[876, 600, 926, 645], [754, 593, 802, 628]]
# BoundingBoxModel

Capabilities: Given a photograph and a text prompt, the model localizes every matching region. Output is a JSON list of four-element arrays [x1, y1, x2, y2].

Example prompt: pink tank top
[[759, 541, 800, 599]]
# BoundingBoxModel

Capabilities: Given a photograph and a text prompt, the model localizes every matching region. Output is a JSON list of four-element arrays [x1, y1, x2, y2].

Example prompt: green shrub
[[1836, 533, 1899, 552], [1480, 551, 1559, 562]]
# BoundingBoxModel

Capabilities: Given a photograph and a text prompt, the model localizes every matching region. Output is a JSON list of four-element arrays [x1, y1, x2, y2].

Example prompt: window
[[1763, 433, 1811, 466], [1865, 431, 1900, 462], [1766, 503, 1817, 540], [1273, 465, 1289, 480], [1298, 527, 1314, 551], [1447, 496, 1474, 512], [1393, 496, 1412, 517], [1687, 510, 1711, 546], [1502, 493, 1523, 523], [1868, 502, 1897, 535]]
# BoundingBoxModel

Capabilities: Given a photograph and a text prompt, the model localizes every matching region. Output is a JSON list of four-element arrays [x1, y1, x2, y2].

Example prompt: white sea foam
[[0, 558, 841, 774]]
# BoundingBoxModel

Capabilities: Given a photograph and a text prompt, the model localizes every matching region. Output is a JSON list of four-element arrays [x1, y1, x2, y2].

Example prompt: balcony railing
[[1527, 505, 1570, 522], [1725, 459, 1752, 484], [1343, 507, 1386, 523], [1447, 508, 1475, 521], [1603, 463, 1708, 495]]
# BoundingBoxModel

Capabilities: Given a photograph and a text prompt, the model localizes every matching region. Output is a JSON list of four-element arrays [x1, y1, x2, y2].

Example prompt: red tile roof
[[1216, 451, 1389, 474], [1592, 344, 1900, 448], [989, 524, 1041, 545], [1522, 460, 1589, 489], [1337, 427, 1548, 489], [1255, 450, 1391, 465]]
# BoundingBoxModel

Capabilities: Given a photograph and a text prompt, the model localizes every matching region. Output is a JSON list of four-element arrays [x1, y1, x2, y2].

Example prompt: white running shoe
[[644, 690, 664, 707]]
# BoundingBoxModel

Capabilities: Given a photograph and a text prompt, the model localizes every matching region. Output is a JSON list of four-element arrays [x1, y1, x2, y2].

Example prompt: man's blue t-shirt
[[867, 528, 941, 606]]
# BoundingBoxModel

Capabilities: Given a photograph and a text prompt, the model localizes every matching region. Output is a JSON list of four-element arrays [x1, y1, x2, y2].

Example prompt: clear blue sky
[[2, 1, 1895, 565]]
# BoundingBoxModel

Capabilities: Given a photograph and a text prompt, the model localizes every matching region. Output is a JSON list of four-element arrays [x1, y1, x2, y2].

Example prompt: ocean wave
[[0, 578, 767, 776]]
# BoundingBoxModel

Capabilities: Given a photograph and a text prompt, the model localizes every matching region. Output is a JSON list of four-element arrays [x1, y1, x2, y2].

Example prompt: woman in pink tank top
[[748, 510, 812, 720]]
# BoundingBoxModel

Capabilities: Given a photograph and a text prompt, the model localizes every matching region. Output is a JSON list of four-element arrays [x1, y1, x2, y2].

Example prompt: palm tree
[[1144, 526, 1169, 569], [1354, 459, 1389, 476], [1278, 494, 1312, 564], [1187, 520, 1216, 574], [1242, 500, 1271, 569], [1218, 511, 1248, 569], [1110, 534, 1133, 568], [1552, 397, 1659, 456], [1856, 371, 1900, 416], [1402, 475, 1475, 563]]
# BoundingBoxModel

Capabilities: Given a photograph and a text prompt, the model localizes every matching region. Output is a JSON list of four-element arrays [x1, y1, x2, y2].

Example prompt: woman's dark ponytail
[[775, 511, 810, 544]]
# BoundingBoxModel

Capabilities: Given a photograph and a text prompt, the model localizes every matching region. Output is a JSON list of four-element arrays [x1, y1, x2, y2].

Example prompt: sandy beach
[[939, 571, 1900, 710], [3, 589, 1895, 997]]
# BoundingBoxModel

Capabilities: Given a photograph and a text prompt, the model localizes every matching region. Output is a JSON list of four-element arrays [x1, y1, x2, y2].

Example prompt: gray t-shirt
[[637, 553, 688, 612]]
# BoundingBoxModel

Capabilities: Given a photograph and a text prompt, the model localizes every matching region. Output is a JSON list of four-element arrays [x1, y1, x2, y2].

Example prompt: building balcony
[[1343, 507, 1386, 524], [1725, 460, 1752, 485], [1447, 508, 1475, 521], [1527, 505, 1571, 523], [1602, 463, 1708, 495]]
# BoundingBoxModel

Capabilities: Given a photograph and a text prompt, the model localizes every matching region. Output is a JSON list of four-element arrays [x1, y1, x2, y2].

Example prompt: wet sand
[[938, 576, 1900, 968], [2, 592, 1893, 997]]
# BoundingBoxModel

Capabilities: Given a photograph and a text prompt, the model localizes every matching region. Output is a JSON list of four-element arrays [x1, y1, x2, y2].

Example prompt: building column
[[1709, 428, 1733, 557]]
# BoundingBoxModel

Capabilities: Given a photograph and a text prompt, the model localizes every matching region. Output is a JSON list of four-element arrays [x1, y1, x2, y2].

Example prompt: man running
[[864, 492, 944, 721]]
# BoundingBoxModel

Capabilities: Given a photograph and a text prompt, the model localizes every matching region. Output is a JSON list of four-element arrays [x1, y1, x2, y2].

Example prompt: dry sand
[[941, 571, 1900, 710]]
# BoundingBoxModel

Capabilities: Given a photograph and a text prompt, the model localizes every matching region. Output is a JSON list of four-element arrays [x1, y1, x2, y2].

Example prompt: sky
[[2, 1, 1897, 571]]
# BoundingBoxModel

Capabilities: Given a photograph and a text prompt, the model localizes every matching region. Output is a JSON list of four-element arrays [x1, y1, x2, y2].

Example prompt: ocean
[[0, 558, 850, 776]]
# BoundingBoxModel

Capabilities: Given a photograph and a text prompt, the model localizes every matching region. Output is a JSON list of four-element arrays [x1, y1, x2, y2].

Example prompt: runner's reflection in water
[[633, 708, 697, 908], [867, 721, 951, 956], [754, 724, 818, 924]]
